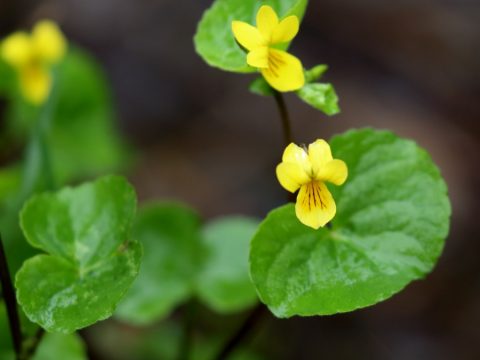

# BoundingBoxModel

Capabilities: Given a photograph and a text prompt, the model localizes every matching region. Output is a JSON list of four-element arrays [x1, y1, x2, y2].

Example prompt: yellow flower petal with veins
[[231, 5, 305, 92], [296, 181, 336, 229], [261, 49, 304, 92], [276, 139, 348, 229], [247, 47, 269, 68]]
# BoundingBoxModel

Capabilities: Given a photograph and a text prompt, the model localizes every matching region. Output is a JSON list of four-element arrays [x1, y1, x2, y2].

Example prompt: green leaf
[[196, 217, 259, 313], [194, 0, 308, 73], [33, 333, 87, 360], [116, 203, 203, 325], [16, 175, 142, 333], [297, 83, 340, 116], [304, 64, 328, 83], [250, 128, 451, 317], [249, 77, 274, 97]]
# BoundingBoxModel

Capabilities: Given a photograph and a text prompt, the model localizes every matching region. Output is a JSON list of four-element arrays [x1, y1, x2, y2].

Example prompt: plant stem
[[19, 73, 58, 201], [273, 90, 293, 146], [213, 304, 266, 360], [0, 234, 23, 359], [178, 300, 196, 360]]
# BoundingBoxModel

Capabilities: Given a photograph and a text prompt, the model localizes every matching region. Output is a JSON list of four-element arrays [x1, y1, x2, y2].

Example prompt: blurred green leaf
[[250, 128, 451, 317], [33, 333, 87, 360], [304, 64, 328, 83], [117, 205, 259, 324], [194, 0, 308, 73], [197, 217, 259, 313], [116, 203, 204, 325], [297, 83, 340, 116], [16, 175, 142, 333], [249, 77, 274, 97]]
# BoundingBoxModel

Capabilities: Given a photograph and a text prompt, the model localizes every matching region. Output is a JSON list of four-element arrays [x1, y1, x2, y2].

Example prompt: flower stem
[[177, 300, 196, 360], [19, 73, 58, 202], [273, 90, 293, 146], [213, 303, 266, 360], [0, 233, 23, 359]]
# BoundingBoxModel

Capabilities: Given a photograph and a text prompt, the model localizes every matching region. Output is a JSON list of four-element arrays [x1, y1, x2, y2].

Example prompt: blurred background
[[0, 0, 479, 359]]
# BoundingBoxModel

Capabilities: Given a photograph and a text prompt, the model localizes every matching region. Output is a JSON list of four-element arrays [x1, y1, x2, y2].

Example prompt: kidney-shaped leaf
[[194, 0, 308, 73], [250, 129, 451, 317], [16, 175, 142, 333]]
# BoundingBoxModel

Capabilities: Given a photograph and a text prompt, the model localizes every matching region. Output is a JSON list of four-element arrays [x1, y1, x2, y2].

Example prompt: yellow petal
[[276, 162, 310, 193], [19, 66, 51, 105], [308, 139, 333, 174], [282, 143, 311, 174], [318, 159, 348, 186], [246, 47, 269, 68], [256, 5, 279, 42], [271, 15, 299, 44], [1, 32, 33, 68], [261, 49, 304, 92], [32, 20, 67, 64], [295, 182, 336, 229], [232, 21, 265, 51]]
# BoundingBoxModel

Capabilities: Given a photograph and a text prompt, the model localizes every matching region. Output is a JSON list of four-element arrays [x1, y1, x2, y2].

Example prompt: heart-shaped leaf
[[250, 129, 451, 317], [16, 175, 142, 333]]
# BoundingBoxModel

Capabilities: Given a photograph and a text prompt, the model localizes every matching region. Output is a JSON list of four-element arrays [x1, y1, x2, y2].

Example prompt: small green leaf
[[194, 0, 308, 73], [304, 64, 328, 83], [196, 217, 259, 313], [249, 77, 274, 97], [297, 83, 340, 115], [16, 175, 142, 333], [33, 333, 87, 360], [250, 129, 451, 317], [116, 203, 203, 325]]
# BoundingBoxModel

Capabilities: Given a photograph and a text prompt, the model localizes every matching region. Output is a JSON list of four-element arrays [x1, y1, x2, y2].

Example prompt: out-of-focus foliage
[[1, 47, 129, 184], [1, 302, 87, 359], [16, 176, 142, 333], [194, 0, 308, 72], [116, 203, 258, 325], [196, 217, 258, 313], [250, 129, 451, 317]]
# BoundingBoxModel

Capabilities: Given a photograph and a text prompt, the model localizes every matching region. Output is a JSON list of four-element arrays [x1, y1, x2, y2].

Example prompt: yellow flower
[[1, 20, 66, 105], [232, 5, 304, 92], [276, 139, 348, 229]]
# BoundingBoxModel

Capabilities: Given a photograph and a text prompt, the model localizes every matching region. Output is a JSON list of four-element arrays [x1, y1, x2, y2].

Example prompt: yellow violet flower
[[1, 20, 67, 105], [276, 139, 348, 229], [232, 5, 305, 92]]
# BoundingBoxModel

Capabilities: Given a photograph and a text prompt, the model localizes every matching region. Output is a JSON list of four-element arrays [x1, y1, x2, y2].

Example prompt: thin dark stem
[[213, 304, 266, 360], [178, 300, 196, 360], [273, 90, 293, 146], [0, 234, 23, 359]]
